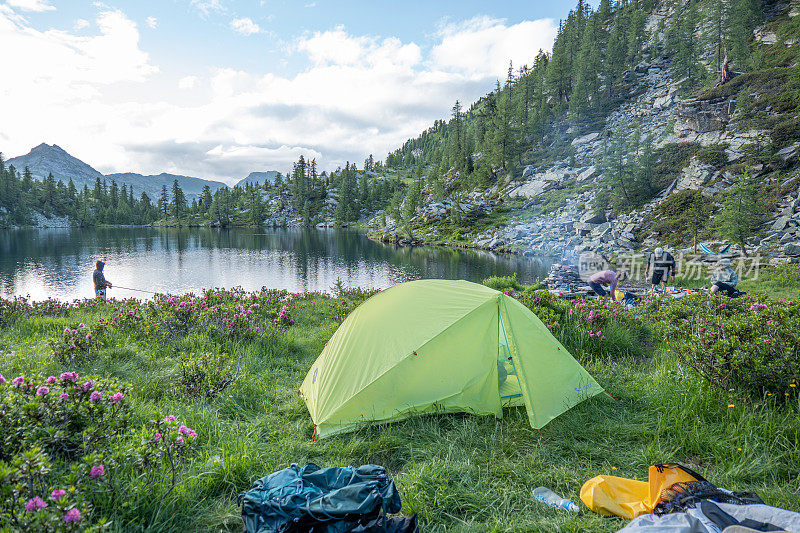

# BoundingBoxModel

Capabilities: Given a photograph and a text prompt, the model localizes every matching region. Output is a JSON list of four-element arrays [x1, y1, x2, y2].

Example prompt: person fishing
[[645, 247, 676, 292], [93, 260, 112, 299]]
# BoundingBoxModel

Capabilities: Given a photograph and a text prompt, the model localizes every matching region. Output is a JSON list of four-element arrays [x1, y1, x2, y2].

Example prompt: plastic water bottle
[[533, 486, 580, 512]]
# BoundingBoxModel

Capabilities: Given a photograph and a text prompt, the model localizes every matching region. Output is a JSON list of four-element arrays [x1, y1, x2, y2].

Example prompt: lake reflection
[[0, 227, 554, 300]]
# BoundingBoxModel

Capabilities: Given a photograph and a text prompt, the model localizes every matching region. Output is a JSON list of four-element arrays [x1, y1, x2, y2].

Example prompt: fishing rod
[[110, 285, 158, 295]]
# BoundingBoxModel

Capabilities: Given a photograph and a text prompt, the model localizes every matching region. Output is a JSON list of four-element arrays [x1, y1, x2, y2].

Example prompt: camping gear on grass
[[616, 500, 800, 532], [238, 463, 417, 533], [582, 464, 765, 521], [581, 464, 707, 519], [300, 279, 605, 438], [533, 486, 580, 512]]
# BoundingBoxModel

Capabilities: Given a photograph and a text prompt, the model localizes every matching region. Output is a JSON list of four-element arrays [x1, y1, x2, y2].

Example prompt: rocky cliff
[[373, 0, 800, 262]]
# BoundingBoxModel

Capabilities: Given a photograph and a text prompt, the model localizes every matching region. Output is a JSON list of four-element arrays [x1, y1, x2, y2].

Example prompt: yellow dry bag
[[580, 463, 704, 519]]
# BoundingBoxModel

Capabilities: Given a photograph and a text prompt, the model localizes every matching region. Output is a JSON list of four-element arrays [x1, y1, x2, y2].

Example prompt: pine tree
[[728, 0, 762, 70], [403, 178, 422, 221], [719, 169, 763, 255], [159, 185, 170, 218], [668, 0, 704, 89], [570, 11, 602, 114], [196, 185, 209, 215], [171, 180, 187, 222]]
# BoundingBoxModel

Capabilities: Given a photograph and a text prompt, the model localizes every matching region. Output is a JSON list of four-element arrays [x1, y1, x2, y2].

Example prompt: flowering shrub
[[0, 410, 199, 531], [178, 351, 238, 399], [50, 322, 108, 365], [142, 287, 296, 341], [656, 294, 800, 397], [0, 296, 29, 327], [512, 289, 800, 399], [29, 298, 73, 317], [0, 447, 111, 531], [135, 415, 199, 528], [514, 290, 649, 361], [0, 372, 129, 461]]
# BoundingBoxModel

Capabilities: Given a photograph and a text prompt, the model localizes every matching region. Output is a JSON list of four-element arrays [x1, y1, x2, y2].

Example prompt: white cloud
[[5, 0, 55, 12], [190, 0, 223, 17], [145, 16, 157, 29], [230, 17, 260, 36], [74, 18, 90, 30], [0, 11, 558, 183], [298, 27, 421, 68], [431, 16, 558, 79], [178, 75, 199, 89]]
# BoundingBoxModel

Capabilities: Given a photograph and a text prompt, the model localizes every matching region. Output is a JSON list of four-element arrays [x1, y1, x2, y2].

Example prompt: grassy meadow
[[1, 269, 800, 532]]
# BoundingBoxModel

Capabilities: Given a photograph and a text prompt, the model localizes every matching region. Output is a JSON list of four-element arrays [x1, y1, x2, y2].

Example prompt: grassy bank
[[1, 275, 799, 531]]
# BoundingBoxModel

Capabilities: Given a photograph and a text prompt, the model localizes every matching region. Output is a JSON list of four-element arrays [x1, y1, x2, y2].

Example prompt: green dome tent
[[300, 279, 604, 439]]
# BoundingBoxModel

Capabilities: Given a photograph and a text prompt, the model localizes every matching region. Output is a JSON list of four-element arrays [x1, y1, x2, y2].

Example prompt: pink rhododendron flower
[[64, 508, 81, 523], [59, 393, 69, 401], [86, 333, 92, 340], [0, 374, 5, 384], [78, 323, 85, 328], [36, 386, 50, 396], [109, 392, 124, 403], [60, 371, 78, 382], [50, 489, 66, 501], [46, 376, 57, 384], [90, 391, 102, 402], [164, 415, 176, 422], [154, 432, 162, 441], [90, 465, 105, 478], [178, 425, 197, 437], [82, 380, 94, 391], [12, 376, 24, 386], [175, 436, 184, 445], [25, 496, 48, 512]]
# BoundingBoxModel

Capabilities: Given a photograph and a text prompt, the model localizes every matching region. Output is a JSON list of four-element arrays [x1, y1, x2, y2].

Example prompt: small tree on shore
[[718, 169, 762, 256]]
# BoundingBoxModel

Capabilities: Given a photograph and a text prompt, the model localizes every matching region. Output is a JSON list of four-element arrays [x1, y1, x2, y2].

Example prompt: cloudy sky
[[0, 0, 589, 184]]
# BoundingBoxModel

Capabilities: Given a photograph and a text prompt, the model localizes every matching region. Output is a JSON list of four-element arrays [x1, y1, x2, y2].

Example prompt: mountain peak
[[8, 143, 103, 184], [237, 170, 278, 186]]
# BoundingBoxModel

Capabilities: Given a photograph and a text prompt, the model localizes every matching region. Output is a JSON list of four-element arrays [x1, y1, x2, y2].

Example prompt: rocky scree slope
[[373, 0, 800, 262]]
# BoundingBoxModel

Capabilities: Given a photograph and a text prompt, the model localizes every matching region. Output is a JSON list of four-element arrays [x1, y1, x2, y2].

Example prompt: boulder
[[574, 222, 597, 236], [591, 222, 612, 238], [675, 98, 733, 134], [616, 237, 635, 249], [580, 211, 606, 224], [776, 142, 800, 164], [785, 243, 800, 256], [677, 158, 716, 190], [577, 166, 598, 181], [571, 132, 600, 146], [754, 28, 777, 45], [772, 215, 792, 232], [653, 92, 675, 109], [507, 179, 552, 198]]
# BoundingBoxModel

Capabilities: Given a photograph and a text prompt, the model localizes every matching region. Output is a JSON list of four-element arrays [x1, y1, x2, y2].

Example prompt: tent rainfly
[[300, 279, 604, 438]]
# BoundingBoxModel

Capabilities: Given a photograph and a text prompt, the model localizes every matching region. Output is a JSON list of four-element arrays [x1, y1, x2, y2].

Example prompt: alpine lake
[[0, 227, 554, 300]]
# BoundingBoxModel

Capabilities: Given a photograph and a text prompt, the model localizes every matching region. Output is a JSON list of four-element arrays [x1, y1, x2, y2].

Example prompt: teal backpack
[[238, 463, 416, 532]]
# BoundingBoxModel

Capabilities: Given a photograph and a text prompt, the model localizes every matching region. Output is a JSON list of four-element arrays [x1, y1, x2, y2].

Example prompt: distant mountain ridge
[[104, 172, 227, 201], [7, 143, 103, 186], [5, 143, 278, 200], [237, 171, 278, 187]]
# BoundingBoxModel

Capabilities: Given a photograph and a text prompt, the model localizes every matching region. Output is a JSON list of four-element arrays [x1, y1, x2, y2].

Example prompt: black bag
[[238, 463, 416, 533]]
